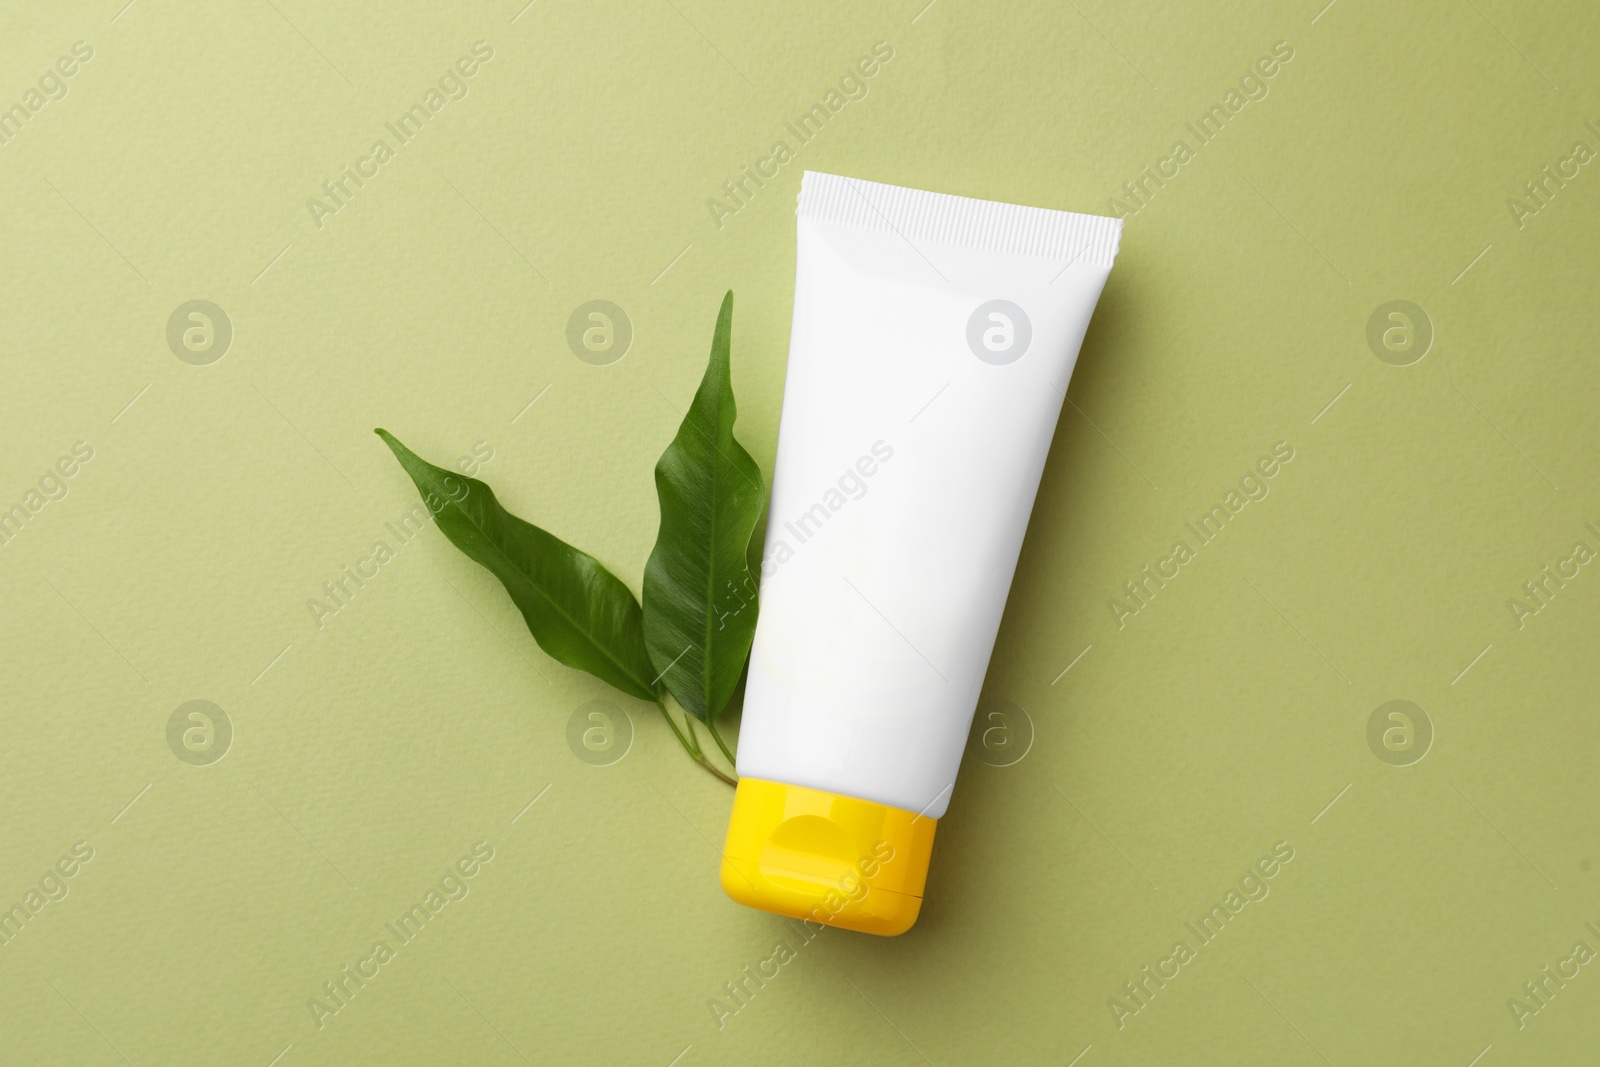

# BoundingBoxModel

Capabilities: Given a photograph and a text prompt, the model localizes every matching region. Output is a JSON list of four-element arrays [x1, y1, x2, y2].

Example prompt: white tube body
[[738, 172, 1122, 819]]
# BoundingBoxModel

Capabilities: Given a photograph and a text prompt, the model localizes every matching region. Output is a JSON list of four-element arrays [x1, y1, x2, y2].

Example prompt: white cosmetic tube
[[721, 172, 1121, 935]]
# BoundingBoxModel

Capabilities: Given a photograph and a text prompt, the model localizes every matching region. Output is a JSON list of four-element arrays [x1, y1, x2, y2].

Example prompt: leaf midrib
[[415, 463, 653, 697], [701, 422, 722, 704], [680, 372, 751, 707]]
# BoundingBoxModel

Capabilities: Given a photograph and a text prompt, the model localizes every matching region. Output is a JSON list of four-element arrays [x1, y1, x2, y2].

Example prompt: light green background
[[3, 0, 1598, 1063]]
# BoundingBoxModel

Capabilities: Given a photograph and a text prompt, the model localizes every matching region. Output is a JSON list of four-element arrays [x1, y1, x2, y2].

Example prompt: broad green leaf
[[643, 291, 765, 723], [375, 429, 658, 702]]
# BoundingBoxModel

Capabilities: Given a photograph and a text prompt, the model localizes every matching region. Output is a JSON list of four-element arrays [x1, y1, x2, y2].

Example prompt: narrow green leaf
[[375, 429, 658, 702], [643, 291, 765, 723]]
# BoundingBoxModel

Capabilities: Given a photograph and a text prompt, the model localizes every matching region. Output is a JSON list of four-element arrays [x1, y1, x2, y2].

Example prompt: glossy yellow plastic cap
[[720, 778, 937, 936]]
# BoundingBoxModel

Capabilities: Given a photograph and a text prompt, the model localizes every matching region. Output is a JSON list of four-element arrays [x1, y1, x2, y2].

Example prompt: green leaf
[[375, 429, 659, 703], [643, 291, 766, 723]]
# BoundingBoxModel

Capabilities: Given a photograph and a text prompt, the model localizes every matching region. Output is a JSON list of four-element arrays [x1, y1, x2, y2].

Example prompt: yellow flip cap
[[720, 778, 937, 937]]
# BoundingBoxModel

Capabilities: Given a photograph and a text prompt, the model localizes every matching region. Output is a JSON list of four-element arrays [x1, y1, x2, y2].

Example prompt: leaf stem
[[682, 715, 704, 758], [653, 699, 697, 758], [655, 698, 737, 787], [699, 756, 738, 788], [705, 718, 737, 768]]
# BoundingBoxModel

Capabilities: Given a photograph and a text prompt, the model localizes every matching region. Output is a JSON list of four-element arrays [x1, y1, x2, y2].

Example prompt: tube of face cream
[[720, 171, 1122, 935]]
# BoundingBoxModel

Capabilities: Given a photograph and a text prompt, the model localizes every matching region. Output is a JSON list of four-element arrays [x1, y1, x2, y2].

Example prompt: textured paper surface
[[2, 1, 1598, 1064]]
